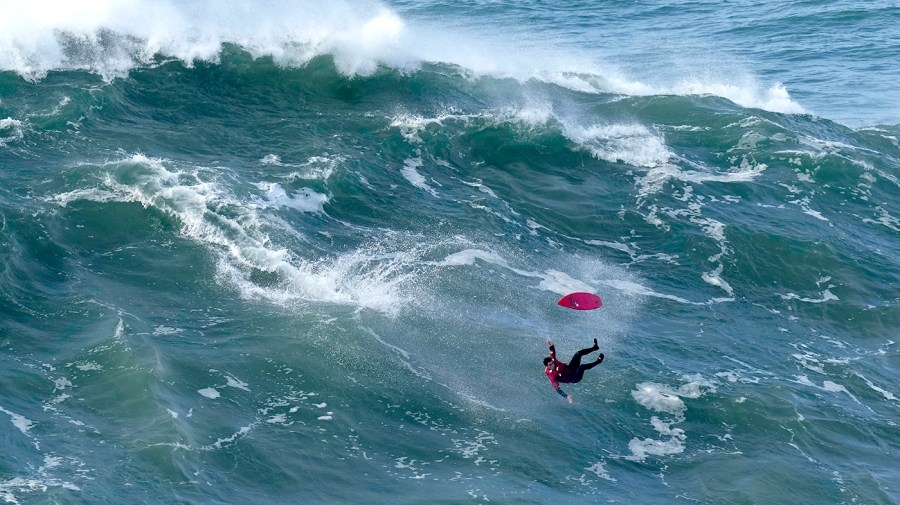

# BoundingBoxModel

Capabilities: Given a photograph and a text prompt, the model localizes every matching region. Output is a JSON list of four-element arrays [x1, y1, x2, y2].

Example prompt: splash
[[49, 154, 419, 314], [627, 378, 714, 462]]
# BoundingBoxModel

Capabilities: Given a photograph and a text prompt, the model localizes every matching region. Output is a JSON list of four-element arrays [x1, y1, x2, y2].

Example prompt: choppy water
[[1, 1, 898, 503]]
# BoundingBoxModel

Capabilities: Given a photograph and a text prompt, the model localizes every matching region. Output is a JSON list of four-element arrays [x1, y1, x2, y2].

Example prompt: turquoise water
[[1, 1, 898, 503]]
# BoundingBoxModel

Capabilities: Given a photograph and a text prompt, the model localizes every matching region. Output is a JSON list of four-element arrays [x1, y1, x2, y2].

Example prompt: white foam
[[701, 263, 734, 298], [113, 318, 126, 341], [632, 382, 688, 417], [260, 154, 281, 165], [52, 378, 72, 391], [863, 207, 900, 232], [585, 240, 632, 255], [390, 111, 489, 144], [225, 374, 250, 391], [261, 155, 339, 181], [637, 155, 767, 198], [562, 122, 671, 168], [537, 270, 595, 295], [627, 378, 712, 462], [434, 248, 505, 268], [780, 290, 840, 304], [822, 381, 848, 394], [197, 387, 220, 399], [794, 375, 815, 387], [452, 430, 496, 460], [716, 371, 740, 383], [462, 179, 500, 200], [0, 117, 24, 146], [853, 372, 897, 402], [802, 207, 828, 221], [209, 423, 256, 450], [793, 351, 826, 374], [0, 406, 34, 436], [671, 76, 806, 113], [627, 422, 686, 461], [0, 1, 416, 80], [152, 325, 183, 336], [400, 157, 438, 196], [50, 394, 71, 406], [73, 362, 102, 371], [254, 182, 328, 213], [585, 462, 616, 482], [51, 154, 419, 313], [389, 106, 552, 151], [584, 239, 679, 265], [433, 248, 594, 295], [794, 375, 866, 408], [0, 478, 47, 504], [267, 414, 287, 424]]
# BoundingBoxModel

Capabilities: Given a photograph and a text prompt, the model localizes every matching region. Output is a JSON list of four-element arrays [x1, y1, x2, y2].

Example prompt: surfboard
[[557, 292, 602, 310]]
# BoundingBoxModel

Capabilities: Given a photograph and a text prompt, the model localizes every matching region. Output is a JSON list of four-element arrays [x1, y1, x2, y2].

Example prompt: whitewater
[[1, 1, 898, 503]]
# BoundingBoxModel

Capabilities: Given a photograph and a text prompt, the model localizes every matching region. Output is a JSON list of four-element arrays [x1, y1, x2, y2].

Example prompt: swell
[[2, 50, 897, 320]]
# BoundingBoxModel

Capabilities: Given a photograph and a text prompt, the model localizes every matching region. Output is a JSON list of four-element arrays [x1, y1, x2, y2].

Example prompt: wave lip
[[672, 80, 806, 115], [0, 1, 807, 116], [0, 0, 411, 80]]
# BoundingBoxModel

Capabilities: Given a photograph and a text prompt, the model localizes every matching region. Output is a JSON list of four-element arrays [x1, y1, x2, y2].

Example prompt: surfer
[[543, 338, 604, 404]]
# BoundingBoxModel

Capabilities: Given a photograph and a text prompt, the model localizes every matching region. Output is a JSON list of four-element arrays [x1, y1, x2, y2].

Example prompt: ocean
[[1, 1, 898, 503]]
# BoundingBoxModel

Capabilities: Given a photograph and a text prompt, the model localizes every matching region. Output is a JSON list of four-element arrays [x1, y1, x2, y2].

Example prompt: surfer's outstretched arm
[[553, 383, 573, 404]]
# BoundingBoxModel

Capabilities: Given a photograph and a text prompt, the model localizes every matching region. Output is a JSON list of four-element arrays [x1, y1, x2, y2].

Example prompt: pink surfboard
[[557, 292, 602, 310]]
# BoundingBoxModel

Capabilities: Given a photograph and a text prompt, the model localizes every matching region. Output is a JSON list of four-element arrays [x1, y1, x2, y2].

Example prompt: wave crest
[[0, 0, 806, 115]]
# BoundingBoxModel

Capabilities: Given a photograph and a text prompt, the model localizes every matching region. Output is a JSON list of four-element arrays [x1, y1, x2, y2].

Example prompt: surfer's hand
[[547, 339, 553, 346], [567, 395, 573, 404]]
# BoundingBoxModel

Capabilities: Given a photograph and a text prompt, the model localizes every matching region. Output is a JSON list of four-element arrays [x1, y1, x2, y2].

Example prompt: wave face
[[1, 2, 898, 504]]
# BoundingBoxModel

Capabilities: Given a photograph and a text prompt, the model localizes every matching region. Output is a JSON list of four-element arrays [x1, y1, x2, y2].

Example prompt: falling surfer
[[543, 338, 604, 404]]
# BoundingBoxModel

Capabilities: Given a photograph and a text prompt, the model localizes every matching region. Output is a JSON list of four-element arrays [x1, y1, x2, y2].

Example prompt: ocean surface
[[1, 1, 898, 503]]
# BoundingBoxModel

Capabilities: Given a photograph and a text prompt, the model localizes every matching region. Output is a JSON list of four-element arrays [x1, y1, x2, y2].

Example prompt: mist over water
[[1, 1, 898, 503]]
